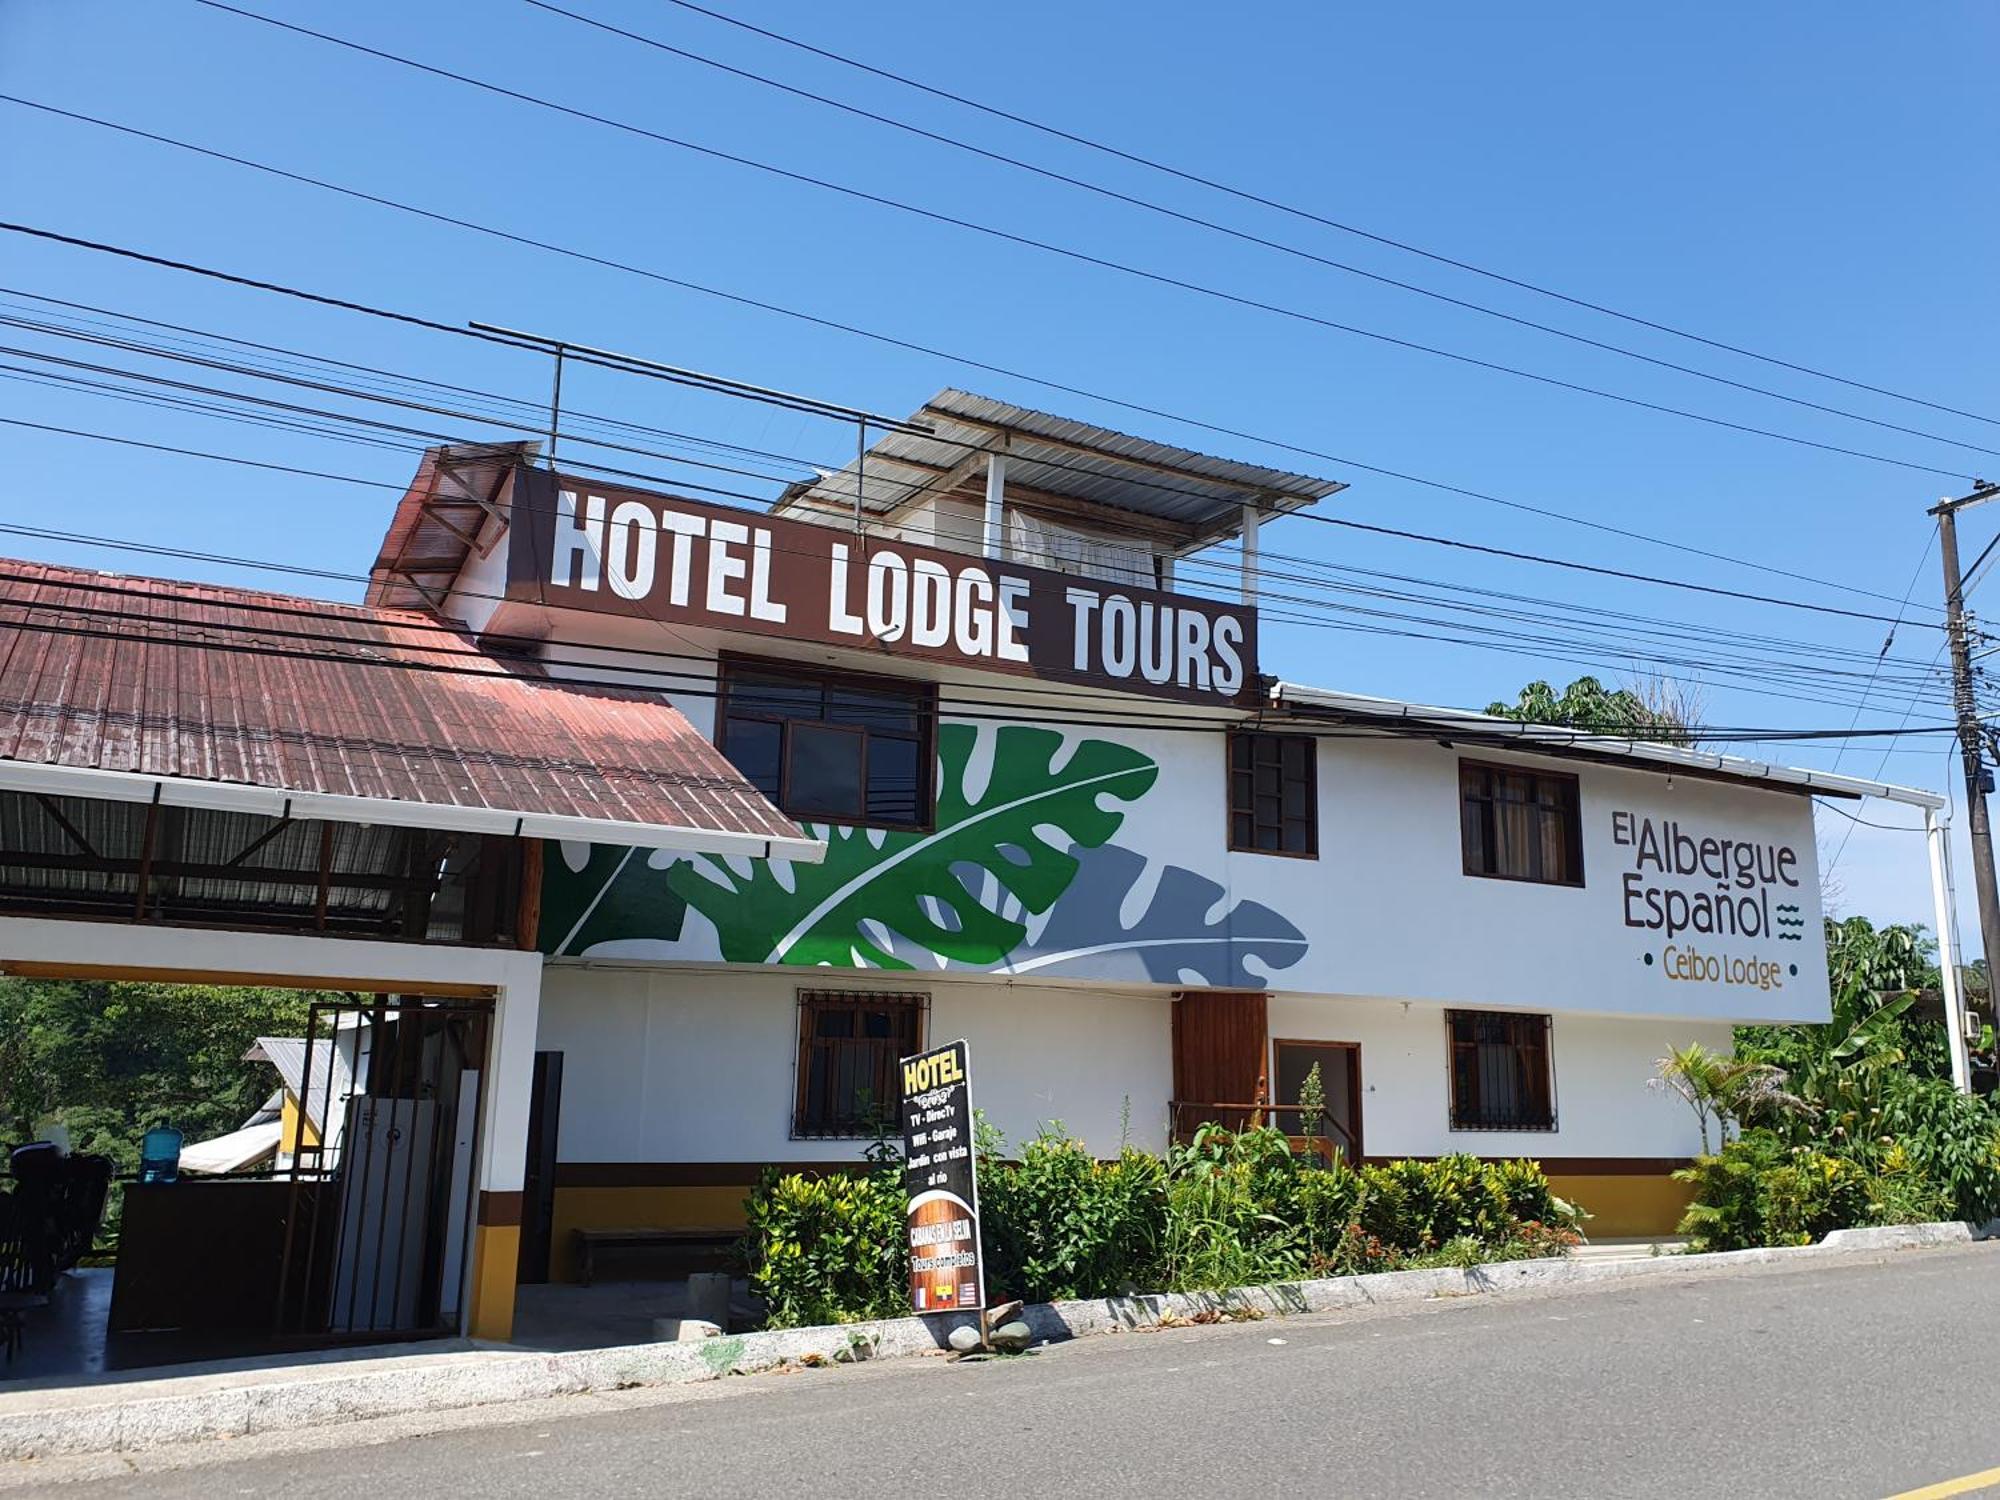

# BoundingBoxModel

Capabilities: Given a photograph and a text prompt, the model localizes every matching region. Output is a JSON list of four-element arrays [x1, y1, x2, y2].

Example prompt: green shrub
[[743, 1134, 1581, 1328], [1675, 1131, 1960, 1253], [978, 1127, 1166, 1303], [743, 1164, 906, 1328]]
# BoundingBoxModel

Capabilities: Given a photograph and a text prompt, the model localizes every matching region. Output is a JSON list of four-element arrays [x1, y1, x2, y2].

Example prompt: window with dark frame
[[793, 990, 927, 1138], [719, 659, 936, 829], [1228, 732, 1317, 857], [1459, 761, 1583, 885], [1446, 1010, 1555, 1131]]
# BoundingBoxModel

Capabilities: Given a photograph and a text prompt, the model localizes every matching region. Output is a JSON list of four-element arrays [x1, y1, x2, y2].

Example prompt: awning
[[0, 558, 822, 859], [180, 1120, 283, 1175]]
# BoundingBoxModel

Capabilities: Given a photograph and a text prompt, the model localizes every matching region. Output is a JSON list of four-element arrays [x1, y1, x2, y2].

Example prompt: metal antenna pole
[[855, 418, 867, 533], [1932, 481, 2000, 1026], [546, 346, 567, 470]]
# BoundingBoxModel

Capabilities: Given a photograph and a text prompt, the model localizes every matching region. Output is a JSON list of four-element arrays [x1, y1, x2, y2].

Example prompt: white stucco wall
[[536, 967, 1724, 1167], [535, 966, 1175, 1161], [1266, 994, 1726, 1161]]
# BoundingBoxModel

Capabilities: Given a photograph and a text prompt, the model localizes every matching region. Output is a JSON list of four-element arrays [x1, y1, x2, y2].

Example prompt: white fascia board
[[0, 760, 827, 862], [1270, 682, 1947, 811]]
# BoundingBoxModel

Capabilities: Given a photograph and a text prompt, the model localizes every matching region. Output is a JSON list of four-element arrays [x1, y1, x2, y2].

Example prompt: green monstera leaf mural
[[670, 723, 1157, 967]]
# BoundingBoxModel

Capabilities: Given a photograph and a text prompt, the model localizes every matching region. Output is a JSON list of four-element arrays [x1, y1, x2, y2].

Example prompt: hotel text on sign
[[504, 465, 1257, 704]]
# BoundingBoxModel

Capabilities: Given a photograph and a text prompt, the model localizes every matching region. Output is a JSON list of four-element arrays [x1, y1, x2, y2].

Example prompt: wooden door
[[1170, 991, 1269, 1139]]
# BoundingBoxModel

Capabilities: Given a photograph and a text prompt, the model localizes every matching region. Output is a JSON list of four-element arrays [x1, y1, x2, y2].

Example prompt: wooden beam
[[0, 850, 419, 891], [0, 960, 497, 998], [515, 837, 544, 952]]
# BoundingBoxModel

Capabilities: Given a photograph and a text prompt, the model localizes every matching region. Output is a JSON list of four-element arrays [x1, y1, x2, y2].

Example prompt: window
[[1446, 1010, 1555, 1131], [720, 659, 935, 828], [1228, 732, 1317, 856], [793, 990, 927, 1138], [1459, 761, 1582, 885]]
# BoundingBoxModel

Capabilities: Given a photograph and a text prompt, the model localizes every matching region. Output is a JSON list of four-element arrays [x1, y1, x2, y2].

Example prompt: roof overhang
[[777, 388, 1345, 551], [0, 759, 825, 861], [1270, 682, 1946, 810]]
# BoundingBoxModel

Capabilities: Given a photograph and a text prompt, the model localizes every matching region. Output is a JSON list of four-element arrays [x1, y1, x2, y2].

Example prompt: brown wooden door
[[1171, 991, 1269, 1139]]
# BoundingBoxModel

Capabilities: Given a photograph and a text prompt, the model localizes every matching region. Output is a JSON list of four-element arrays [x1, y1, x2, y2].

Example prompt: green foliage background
[[0, 979, 338, 1233], [1675, 917, 2000, 1249]]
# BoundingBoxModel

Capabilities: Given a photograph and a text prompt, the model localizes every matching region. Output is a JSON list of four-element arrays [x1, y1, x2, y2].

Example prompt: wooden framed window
[[719, 658, 936, 830], [1459, 760, 1582, 886], [1446, 1010, 1555, 1131], [793, 990, 928, 1138], [1228, 732, 1317, 857]]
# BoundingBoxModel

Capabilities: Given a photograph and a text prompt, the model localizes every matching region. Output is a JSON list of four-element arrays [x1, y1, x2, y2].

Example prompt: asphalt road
[[17, 1244, 2000, 1498]]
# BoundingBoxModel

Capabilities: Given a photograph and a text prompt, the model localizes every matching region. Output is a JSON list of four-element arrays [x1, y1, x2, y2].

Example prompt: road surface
[[14, 1243, 2000, 1498]]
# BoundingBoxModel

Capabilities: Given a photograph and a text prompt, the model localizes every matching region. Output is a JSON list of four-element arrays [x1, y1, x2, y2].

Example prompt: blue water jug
[[139, 1126, 182, 1185]]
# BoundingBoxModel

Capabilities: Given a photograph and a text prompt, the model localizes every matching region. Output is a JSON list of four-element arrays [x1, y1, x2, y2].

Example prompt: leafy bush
[[978, 1126, 1166, 1303], [1669, 915, 2000, 1251], [744, 1127, 1582, 1329], [1674, 1132, 1956, 1252], [742, 1162, 907, 1328]]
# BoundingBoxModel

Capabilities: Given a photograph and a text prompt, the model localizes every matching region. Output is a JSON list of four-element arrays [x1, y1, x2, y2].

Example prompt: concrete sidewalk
[[0, 1220, 1977, 1463]]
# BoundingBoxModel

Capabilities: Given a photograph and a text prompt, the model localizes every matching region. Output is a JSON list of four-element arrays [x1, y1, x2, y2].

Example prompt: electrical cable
[[524, 0, 2000, 464], [0, 190, 1955, 615], [171, 5, 1980, 481], [648, 0, 1999, 434]]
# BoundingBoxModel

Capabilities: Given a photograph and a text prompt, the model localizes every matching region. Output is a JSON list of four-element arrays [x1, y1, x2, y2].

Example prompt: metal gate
[[274, 995, 492, 1342]]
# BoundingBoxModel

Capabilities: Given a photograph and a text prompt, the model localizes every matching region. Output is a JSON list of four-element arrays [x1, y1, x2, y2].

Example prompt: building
[[0, 385, 1963, 1355]]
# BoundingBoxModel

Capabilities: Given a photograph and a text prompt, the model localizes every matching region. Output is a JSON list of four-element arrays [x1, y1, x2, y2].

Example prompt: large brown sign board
[[504, 465, 1257, 705]]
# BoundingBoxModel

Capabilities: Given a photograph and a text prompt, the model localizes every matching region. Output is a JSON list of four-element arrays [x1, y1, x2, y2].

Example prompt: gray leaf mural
[[878, 843, 1309, 988]]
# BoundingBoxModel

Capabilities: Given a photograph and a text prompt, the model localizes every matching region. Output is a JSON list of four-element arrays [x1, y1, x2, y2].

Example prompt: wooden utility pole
[[1931, 483, 2000, 992]]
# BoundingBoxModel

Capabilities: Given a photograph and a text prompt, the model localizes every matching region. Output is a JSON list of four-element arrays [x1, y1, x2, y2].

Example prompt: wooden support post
[[515, 838, 544, 952]]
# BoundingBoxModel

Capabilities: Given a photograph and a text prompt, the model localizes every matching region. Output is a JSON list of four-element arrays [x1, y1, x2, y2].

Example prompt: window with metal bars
[[1446, 1010, 1556, 1131], [1227, 732, 1317, 857], [793, 990, 928, 1138], [1459, 760, 1583, 886]]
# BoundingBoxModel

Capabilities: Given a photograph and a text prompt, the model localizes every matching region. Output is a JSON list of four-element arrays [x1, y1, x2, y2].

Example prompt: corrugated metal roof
[[0, 558, 818, 857], [778, 388, 1345, 544], [248, 1036, 353, 1135], [365, 441, 534, 614], [1272, 683, 1945, 808]]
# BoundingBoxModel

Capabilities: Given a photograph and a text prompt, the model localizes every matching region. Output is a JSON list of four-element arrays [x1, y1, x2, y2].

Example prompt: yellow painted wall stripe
[[1886, 1464, 2000, 1498]]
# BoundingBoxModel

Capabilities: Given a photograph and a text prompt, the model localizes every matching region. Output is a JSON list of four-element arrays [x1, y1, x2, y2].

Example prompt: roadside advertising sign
[[899, 1039, 985, 1314]]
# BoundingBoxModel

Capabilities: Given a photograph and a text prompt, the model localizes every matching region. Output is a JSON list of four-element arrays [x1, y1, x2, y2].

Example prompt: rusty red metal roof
[[0, 558, 818, 857]]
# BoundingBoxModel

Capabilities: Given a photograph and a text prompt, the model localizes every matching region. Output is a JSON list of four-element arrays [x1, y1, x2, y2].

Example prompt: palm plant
[[1653, 1043, 1812, 1154]]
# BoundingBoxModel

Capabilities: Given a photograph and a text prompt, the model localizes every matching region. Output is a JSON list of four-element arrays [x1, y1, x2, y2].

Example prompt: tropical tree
[[1485, 674, 1697, 746], [1652, 1043, 1812, 1153]]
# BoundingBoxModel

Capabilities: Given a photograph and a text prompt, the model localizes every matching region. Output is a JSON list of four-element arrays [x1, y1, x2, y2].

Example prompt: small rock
[[947, 1324, 984, 1353], [990, 1321, 1033, 1352], [651, 1317, 723, 1342]]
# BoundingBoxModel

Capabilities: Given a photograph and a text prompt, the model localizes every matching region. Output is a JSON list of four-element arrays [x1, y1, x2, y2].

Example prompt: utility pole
[[1931, 481, 2000, 1020]]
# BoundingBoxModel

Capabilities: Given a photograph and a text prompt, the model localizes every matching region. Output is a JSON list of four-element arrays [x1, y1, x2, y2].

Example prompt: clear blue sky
[[3, 2, 1997, 940]]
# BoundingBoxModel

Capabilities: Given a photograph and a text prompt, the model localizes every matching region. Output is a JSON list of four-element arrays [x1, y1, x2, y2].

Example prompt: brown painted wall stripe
[[554, 1156, 1692, 1189], [478, 1190, 524, 1226]]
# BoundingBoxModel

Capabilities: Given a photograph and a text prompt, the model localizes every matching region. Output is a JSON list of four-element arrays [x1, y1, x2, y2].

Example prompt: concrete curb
[[0, 1220, 1979, 1461]]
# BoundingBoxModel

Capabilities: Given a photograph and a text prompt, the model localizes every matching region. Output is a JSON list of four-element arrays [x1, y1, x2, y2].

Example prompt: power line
[[0, 291, 1968, 703], [0, 216, 1944, 628], [171, 4, 1980, 481], [0, 582, 1964, 746], [12, 282, 1962, 691], [522, 0, 2000, 466], [0, 140, 1951, 616], [647, 0, 1998, 433]]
